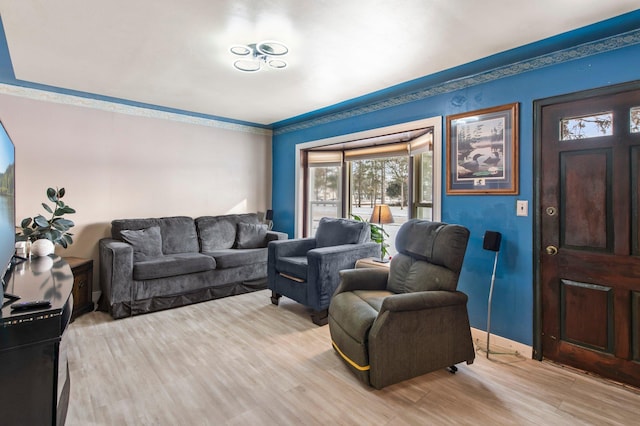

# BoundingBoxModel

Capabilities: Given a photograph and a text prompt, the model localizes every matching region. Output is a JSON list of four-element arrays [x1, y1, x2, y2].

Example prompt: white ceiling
[[0, 1, 638, 126]]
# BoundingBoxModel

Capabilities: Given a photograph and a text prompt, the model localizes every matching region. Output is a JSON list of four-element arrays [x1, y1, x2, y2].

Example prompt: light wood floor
[[66, 290, 640, 425]]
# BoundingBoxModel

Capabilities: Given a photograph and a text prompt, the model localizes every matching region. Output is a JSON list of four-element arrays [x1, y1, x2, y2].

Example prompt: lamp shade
[[370, 204, 394, 225]]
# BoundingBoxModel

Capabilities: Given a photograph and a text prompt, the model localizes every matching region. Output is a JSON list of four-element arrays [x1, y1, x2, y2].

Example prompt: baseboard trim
[[470, 327, 533, 359]]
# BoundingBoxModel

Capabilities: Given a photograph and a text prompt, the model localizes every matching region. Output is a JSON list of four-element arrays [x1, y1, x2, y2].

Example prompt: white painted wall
[[0, 93, 272, 294]]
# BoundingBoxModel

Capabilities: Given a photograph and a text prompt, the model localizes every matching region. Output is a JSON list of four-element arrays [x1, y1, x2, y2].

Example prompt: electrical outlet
[[516, 200, 528, 216]]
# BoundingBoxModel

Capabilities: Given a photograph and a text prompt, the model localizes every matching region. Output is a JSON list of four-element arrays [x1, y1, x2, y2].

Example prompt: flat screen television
[[0, 119, 15, 297]]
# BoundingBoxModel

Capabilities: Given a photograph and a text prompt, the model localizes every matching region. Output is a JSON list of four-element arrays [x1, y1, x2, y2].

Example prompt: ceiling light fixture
[[229, 41, 289, 72]]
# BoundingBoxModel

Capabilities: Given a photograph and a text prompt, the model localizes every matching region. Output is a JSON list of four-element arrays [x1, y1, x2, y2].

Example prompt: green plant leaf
[[351, 214, 366, 222], [54, 204, 76, 216], [18, 187, 76, 248], [46, 187, 58, 202], [55, 218, 75, 227], [34, 215, 49, 228], [51, 218, 74, 232], [51, 221, 65, 231]]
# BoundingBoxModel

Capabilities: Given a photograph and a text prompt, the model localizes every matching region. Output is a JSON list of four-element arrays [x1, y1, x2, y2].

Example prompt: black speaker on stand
[[483, 230, 501, 358]]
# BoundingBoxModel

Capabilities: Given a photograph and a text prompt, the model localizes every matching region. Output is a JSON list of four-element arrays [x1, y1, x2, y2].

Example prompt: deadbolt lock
[[545, 245, 558, 256], [546, 207, 557, 216]]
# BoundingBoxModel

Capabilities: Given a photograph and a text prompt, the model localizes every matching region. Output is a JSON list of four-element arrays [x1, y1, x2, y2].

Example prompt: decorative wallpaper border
[[0, 83, 272, 136], [274, 28, 640, 136]]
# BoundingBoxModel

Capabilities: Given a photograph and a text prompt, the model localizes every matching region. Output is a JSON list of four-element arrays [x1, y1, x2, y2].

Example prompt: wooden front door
[[539, 83, 640, 388]]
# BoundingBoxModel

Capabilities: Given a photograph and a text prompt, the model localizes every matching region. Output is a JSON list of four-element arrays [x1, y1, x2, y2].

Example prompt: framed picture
[[446, 103, 519, 194]]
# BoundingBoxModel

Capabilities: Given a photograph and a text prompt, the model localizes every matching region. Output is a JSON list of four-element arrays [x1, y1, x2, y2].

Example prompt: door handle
[[545, 245, 558, 256]]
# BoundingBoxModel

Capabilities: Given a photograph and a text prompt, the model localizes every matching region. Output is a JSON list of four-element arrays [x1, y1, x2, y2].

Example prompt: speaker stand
[[486, 250, 499, 358]]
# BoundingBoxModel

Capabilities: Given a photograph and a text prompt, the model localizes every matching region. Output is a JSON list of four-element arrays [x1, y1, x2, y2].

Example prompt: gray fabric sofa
[[98, 213, 287, 319]]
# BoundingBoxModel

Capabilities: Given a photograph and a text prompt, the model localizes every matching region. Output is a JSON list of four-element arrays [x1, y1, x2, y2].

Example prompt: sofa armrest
[[266, 230, 288, 243], [334, 268, 389, 295], [99, 238, 134, 318], [268, 238, 317, 291], [379, 290, 468, 315]]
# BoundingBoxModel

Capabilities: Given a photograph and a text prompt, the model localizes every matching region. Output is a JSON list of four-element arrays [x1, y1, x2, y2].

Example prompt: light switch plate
[[516, 200, 528, 216]]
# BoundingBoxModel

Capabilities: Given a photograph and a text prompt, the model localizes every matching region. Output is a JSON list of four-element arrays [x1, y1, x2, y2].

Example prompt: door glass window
[[560, 112, 613, 140], [631, 107, 640, 133]]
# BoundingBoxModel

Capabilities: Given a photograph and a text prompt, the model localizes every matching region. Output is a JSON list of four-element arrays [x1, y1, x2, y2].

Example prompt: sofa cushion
[[133, 253, 216, 281], [120, 226, 163, 262], [159, 216, 200, 254], [111, 216, 199, 254], [196, 214, 261, 251], [236, 223, 268, 249], [275, 256, 308, 281], [315, 217, 370, 248], [204, 248, 267, 269], [112, 218, 159, 240]]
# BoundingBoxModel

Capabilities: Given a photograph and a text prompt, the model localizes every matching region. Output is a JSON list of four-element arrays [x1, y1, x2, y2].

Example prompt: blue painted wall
[[271, 17, 640, 346]]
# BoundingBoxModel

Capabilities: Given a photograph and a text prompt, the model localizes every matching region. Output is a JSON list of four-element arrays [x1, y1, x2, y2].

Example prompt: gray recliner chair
[[328, 219, 474, 389], [268, 217, 381, 325]]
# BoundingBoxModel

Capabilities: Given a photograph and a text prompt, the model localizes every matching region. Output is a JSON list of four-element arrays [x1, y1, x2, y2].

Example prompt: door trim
[[532, 79, 640, 360]]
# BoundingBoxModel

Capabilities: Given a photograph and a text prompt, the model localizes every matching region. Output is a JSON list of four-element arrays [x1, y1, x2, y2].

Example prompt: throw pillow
[[235, 223, 268, 249], [120, 226, 163, 262]]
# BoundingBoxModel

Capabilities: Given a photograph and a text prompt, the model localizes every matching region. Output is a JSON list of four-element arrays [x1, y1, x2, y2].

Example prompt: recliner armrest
[[379, 290, 468, 314], [334, 268, 389, 295]]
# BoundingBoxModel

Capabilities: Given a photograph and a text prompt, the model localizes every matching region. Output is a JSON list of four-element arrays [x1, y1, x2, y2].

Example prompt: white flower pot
[[31, 239, 55, 257]]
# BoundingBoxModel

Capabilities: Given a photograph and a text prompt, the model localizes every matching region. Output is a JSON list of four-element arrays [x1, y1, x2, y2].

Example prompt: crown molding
[[0, 83, 272, 136], [274, 28, 640, 136]]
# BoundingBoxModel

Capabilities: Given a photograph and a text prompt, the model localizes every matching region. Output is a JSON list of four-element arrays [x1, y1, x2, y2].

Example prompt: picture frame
[[446, 102, 519, 194]]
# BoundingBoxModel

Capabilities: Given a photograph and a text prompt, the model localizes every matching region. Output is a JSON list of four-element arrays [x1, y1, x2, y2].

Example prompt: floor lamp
[[370, 204, 394, 263]]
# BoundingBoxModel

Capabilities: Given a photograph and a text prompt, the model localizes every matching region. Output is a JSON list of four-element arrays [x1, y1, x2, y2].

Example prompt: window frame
[[294, 117, 442, 238]]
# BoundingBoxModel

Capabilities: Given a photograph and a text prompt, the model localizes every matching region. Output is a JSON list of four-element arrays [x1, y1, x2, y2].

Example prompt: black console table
[[0, 256, 73, 426]]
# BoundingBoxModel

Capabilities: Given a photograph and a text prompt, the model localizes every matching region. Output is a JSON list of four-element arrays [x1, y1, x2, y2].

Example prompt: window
[[560, 112, 613, 140], [631, 106, 640, 133], [349, 156, 409, 256], [294, 117, 442, 238], [306, 151, 342, 235]]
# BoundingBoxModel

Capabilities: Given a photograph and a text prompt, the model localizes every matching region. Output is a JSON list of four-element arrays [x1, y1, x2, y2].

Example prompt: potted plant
[[351, 213, 390, 258], [15, 187, 76, 256]]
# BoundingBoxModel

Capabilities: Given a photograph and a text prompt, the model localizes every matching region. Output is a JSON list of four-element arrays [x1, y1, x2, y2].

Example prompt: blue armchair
[[268, 217, 381, 325]]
